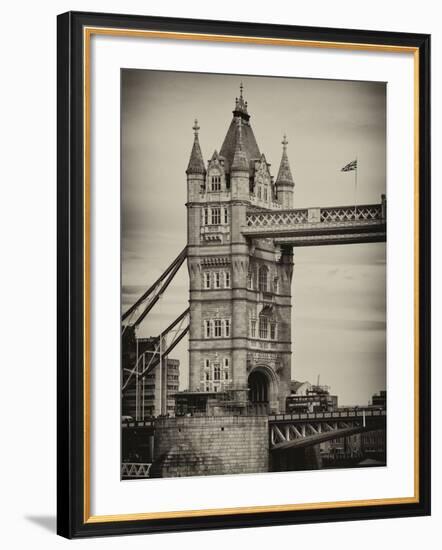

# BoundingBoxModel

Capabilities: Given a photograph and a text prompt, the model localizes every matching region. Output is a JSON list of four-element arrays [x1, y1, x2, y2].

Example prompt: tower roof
[[231, 119, 249, 172], [275, 134, 294, 187], [186, 119, 206, 175], [219, 84, 260, 173]]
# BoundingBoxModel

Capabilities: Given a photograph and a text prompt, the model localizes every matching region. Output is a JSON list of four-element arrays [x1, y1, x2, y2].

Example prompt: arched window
[[211, 174, 221, 191], [259, 316, 268, 339], [258, 265, 269, 292], [213, 363, 221, 381], [247, 267, 252, 289]]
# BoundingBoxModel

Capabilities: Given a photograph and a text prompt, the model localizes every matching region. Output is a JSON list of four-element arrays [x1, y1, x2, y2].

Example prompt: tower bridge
[[122, 84, 386, 477]]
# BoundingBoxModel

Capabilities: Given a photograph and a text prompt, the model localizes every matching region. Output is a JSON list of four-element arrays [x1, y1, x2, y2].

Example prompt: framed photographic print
[[57, 11, 431, 538]]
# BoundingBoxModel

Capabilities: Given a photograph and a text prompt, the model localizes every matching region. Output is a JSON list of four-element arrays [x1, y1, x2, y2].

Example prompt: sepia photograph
[[120, 69, 387, 480]]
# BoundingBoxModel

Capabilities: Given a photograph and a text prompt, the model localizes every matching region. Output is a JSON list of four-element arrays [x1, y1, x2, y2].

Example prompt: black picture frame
[[57, 10, 431, 539]]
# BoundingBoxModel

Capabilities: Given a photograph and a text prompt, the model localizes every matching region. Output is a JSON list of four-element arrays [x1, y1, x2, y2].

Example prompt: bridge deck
[[242, 204, 386, 246], [269, 408, 386, 451]]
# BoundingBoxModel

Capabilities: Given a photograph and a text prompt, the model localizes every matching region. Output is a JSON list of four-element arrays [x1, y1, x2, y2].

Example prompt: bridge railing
[[244, 203, 385, 233], [121, 462, 152, 478], [122, 418, 155, 428], [268, 408, 386, 422]]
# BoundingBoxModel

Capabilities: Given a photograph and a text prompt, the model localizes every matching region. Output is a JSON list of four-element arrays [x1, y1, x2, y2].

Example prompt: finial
[[240, 81, 244, 99], [282, 134, 288, 150], [192, 118, 200, 137]]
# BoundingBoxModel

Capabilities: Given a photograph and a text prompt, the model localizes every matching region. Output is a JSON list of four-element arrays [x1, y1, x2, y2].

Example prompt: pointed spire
[[231, 118, 249, 172], [233, 82, 250, 122], [276, 134, 294, 186], [186, 118, 206, 175]]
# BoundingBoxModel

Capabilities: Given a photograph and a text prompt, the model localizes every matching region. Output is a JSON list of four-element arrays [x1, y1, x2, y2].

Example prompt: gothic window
[[205, 359, 210, 369], [224, 271, 231, 288], [211, 175, 221, 191], [211, 207, 221, 225], [214, 319, 222, 337], [203, 272, 211, 289], [247, 266, 253, 289], [213, 363, 221, 381], [203, 208, 209, 225], [205, 371, 210, 381], [258, 265, 269, 292], [224, 208, 229, 224], [224, 357, 229, 368], [274, 277, 279, 294], [250, 319, 257, 338], [270, 322, 277, 340], [214, 272, 221, 289], [259, 316, 268, 339], [204, 320, 211, 338], [224, 319, 231, 337]]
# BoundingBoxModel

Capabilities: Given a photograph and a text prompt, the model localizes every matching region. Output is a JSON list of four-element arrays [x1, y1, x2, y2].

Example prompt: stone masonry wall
[[151, 415, 269, 478]]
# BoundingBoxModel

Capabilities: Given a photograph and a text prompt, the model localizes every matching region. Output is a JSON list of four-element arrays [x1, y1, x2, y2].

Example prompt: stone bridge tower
[[185, 85, 294, 414]]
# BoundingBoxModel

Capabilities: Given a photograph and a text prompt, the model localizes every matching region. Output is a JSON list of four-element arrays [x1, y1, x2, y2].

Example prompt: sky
[[121, 69, 386, 406]]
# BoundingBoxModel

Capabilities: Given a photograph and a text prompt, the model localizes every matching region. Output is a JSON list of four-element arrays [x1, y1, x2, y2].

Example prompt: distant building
[[290, 380, 311, 396], [122, 329, 180, 418], [286, 380, 338, 413], [371, 390, 386, 408], [361, 429, 386, 457]]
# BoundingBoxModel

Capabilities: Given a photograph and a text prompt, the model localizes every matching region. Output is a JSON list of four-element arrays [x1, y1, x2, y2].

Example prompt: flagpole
[[354, 156, 358, 220]]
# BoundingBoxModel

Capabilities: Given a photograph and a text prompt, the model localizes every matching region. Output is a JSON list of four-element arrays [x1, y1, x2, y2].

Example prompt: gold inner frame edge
[[82, 26, 420, 524]]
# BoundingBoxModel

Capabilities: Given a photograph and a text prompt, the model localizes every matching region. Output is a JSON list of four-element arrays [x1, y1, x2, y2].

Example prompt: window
[[214, 319, 222, 337], [259, 265, 268, 292], [224, 208, 229, 224], [225, 371, 229, 380], [205, 359, 210, 369], [257, 186, 262, 199], [214, 363, 221, 381], [214, 272, 221, 289], [259, 316, 268, 339], [211, 175, 221, 191], [274, 277, 279, 294], [203, 208, 209, 225], [224, 271, 231, 288], [251, 319, 256, 338], [247, 266, 253, 289], [203, 272, 211, 289], [264, 187, 268, 201], [211, 207, 221, 225], [205, 318, 230, 338], [270, 322, 277, 340], [224, 358, 229, 368], [205, 371, 210, 381]]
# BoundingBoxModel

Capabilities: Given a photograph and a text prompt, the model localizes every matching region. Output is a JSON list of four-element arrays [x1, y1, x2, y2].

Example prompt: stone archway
[[248, 366, 279, 414]]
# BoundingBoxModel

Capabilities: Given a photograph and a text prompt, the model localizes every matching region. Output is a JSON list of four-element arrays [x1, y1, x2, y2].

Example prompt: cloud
[[296, 316, 386, 332]]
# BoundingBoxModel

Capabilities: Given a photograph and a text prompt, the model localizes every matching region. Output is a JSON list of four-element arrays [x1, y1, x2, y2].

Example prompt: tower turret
[[275, 134, 295, 209], [186, 119, 206, 201]]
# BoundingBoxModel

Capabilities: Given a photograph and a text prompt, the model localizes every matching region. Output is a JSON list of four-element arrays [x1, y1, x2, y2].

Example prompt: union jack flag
[[341, 160, 357, 172]]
